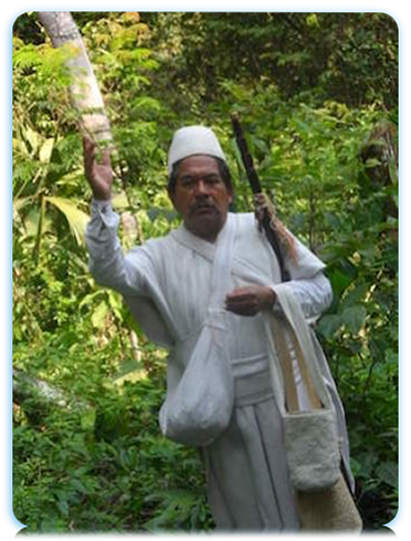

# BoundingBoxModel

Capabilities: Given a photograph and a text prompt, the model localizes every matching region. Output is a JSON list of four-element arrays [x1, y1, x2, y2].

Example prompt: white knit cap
[[167, 125, 226, 174]]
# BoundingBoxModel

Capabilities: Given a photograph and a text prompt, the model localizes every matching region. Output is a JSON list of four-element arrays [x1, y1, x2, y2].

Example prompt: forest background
[[12, 11, 398, 534]]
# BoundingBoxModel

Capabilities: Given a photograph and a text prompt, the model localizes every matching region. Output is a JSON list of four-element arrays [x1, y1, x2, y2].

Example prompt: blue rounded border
[[2, 4, 408, 533]]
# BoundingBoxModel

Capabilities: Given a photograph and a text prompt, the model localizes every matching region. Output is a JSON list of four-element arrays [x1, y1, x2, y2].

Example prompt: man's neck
[[183, 215, 228, 243]]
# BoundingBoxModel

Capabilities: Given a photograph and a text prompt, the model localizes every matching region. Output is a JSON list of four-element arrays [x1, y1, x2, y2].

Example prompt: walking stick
[[231, 114, 290, 282]]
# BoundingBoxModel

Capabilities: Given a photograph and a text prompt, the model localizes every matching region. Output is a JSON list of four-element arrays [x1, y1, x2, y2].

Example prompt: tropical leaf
[[45, 196, 90, 245], [376, 461, 398, 490], [144, 489, 201, 530], [91, 300, 109, 329], [33, 195, 46, 265], [317, 314, 342, 338], [341, 305, 367, 334], [23, 125, 41, 155], [39, 138, 55, 163], [112, 359, 147, 386], [13, 196, 33, 214]]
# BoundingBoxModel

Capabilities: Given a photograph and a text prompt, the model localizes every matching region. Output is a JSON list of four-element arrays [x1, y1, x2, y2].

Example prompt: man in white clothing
[[84, 126, 354, 531]]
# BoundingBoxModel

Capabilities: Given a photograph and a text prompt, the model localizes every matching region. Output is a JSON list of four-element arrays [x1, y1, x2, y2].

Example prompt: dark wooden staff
[[231, 114, 290, 282]]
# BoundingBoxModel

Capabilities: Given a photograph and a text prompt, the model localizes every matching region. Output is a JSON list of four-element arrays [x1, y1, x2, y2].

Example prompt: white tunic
[[86, 199, 353, 531]]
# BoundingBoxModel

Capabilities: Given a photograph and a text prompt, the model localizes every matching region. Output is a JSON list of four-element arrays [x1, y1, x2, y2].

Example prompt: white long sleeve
[[288, 272, 333, 322], [85, 199, 149, 297]]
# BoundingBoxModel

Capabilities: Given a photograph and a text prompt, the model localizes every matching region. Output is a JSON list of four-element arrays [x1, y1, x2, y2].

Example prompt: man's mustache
[[189, 201, 219, 214]]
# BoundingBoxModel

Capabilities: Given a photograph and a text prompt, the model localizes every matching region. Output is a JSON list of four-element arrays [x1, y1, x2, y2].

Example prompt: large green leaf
[[341, 305, 367, 334], [45, 196, 90, 245], [342, 283, 369, 307], [328, 268, 355, 299], [39, 138, 55, 163], [91, 300, 109, 329], [376, 461, 398, 490], [317, 314, 342, 338]]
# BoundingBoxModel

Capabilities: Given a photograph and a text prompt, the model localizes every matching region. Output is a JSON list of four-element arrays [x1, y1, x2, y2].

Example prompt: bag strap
[[272, 316, 299, 412], [279, 285, 331, 406], [209, 214, 237, 308], [273, 314, 322, 413]]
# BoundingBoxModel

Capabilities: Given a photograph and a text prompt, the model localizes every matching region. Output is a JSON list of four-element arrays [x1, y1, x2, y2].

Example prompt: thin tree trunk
[[37, 11, 112, 142], [37, 11, 144, 359]]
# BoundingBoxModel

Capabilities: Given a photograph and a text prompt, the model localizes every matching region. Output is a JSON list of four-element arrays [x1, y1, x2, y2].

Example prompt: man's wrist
[[92, 192, 112, 202], [263, 287, 277, 310], [91, 197, 113, 213]]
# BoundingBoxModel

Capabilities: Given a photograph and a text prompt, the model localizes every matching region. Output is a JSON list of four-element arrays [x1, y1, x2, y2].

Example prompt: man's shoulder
[[230, 211, 254, 219], [141, 228, 177, 252], [230, 211, 255, 226], [230, 212, 260, 237], [127, 230, 179, 276]]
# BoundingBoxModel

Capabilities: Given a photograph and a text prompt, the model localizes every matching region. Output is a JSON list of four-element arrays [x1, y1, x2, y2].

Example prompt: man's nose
[[193, 179, 209, 196]]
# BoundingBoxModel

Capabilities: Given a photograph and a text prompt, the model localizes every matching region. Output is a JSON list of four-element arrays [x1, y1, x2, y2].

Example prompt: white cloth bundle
[[159, 215, 237, 446]]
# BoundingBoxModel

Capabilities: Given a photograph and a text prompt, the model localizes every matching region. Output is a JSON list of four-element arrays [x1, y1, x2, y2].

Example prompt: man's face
[[170, 155, 233, 242]]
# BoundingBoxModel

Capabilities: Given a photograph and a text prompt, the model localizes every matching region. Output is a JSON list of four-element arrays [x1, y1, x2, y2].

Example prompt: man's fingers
[[83, 136, 96, 176], [225, 286, 275, 316], [225, 290, 258, 314], [226, 298, 257, 309], [101, 146, 113, 167], [83, 135, 96, 156], [83, 136, 113, 167], [226, 288, 253, 302], [225, 301, 258, 316], [226, 298, 254, 309]]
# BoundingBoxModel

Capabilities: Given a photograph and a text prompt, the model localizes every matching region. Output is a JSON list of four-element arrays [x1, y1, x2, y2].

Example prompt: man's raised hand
[[83, 136, 113, 201]]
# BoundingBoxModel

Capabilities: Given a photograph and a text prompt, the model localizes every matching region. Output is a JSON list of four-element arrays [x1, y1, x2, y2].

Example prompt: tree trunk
[[37, 12, 144, 362], [37, 11, 112, 142]]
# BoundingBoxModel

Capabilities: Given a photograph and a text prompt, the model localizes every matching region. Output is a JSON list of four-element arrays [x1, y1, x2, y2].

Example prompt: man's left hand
[[225, 286, 276, 316]]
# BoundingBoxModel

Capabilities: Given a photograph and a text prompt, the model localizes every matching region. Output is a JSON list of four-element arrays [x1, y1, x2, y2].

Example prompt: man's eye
[[205, 176, 221, 184], [180, 177, 195, 187], [178, 175, 222, 188]]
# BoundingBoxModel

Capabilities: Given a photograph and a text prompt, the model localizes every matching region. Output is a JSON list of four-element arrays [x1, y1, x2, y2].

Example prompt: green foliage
[[13, 11, 397, 533], [142, 12, 398, 110], [317, 176, 398, 527], [14, 335, 213, 533]]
